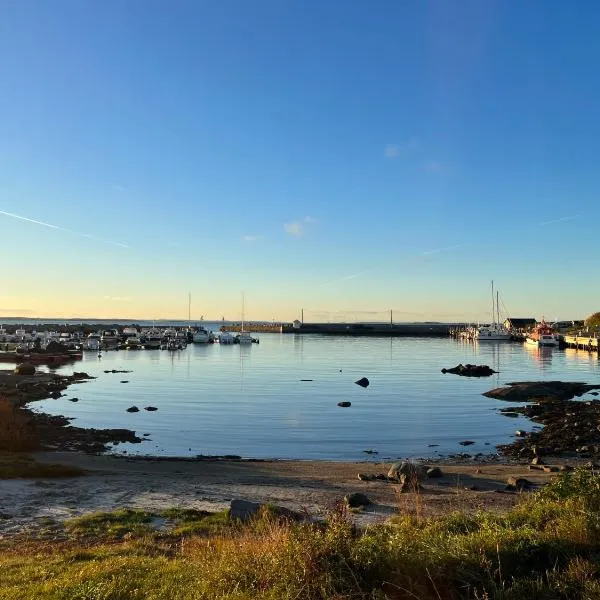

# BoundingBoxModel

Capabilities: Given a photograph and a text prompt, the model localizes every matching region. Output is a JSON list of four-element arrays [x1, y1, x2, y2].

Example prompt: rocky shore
[[485, 381, 600, 459], [0, 368, 140, 453]]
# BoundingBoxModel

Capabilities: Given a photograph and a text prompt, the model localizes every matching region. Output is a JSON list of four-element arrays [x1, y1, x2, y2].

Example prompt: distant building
[[503, 317, 536, 330]]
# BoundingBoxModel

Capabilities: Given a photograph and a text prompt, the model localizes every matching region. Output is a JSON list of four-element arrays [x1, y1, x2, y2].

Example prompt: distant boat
[[476, 281, 511, 341], [144, 332, 162, 349], [526, 319, 560, 347], [218, 331, 235, 345], [192, 327, 212, 343], [238, 293, 254, 345]]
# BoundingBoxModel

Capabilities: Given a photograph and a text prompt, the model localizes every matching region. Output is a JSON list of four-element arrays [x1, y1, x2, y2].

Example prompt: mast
[[241, 292, 245, 334], [491, 280, 495, 326], [497, 291, 500, 328], [188, 293, 191, 327]]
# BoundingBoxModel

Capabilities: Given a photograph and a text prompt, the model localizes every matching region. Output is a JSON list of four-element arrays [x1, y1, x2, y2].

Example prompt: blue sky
[[0, 0, 599, 321]]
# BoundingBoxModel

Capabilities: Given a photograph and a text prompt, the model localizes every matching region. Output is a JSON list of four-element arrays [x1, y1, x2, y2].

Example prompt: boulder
[[441, 364, 496, 377], [354, 377, 370, 388], [387, 461, 421, 481], [126, 406, 140, 413], [344, 492, 371, 508], [358, 473, 374, 481], [459, 440, 475, 446], [14, 363, 36, 376], [229, 499, 302, 522], [337, 402, 351, 407], [144, 406, 158, 411]]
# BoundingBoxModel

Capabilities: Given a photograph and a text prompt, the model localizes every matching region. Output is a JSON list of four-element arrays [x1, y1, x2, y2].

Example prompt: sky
[[1, 0, 599, 323]]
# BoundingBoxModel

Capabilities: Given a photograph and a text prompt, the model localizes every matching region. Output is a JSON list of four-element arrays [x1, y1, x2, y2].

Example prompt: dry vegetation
[[1, 470, 600, 599]]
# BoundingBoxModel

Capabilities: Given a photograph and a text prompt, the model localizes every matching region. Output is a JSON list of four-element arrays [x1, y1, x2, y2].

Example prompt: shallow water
[[30, 334, 600, 460]]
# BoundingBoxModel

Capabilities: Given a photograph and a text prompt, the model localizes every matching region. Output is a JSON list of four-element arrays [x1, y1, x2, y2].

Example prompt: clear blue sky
[[1, 0, 599, 322]]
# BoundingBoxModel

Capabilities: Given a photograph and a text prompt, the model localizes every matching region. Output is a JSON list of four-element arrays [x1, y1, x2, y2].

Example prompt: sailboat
[[237, 293, 254, 345], [475, 281, 511, 341]]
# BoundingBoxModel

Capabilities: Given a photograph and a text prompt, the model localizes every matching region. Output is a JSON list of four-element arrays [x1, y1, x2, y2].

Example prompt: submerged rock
[[144, 406, 158, 411], [442, 364, 496, 377], [337, 401, 351, 407], [354, 377, 370, 388], [126, 406, 140, 413]]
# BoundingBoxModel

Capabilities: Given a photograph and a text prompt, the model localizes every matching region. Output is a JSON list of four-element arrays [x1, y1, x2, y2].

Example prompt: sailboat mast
[[188, 293, 191, 327], [241, 292, 245, 334], [491, 280, 495, 326], [497, 291, 500, 328]]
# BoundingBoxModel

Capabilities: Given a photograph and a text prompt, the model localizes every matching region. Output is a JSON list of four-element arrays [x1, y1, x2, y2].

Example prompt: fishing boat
[[475, 281, 511, 341], [526, 319, 560, 347]]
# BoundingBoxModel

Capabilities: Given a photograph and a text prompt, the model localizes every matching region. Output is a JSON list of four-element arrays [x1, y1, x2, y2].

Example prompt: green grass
[[2, 470, 600, 598]]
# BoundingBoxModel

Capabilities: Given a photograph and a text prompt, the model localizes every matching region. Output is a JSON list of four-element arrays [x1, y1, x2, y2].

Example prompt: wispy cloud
[[538, 214, 579, 227], [242, 235, 261, 242], [284, 216, 318, 238], [384, 138, 420, 159], [0, 210, 129, 248]]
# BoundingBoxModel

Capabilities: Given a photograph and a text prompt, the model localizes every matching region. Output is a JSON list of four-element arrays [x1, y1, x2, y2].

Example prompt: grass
[[2, 470, 600, 598]]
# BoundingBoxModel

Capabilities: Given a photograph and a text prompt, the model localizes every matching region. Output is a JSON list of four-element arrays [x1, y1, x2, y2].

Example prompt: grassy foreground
[[2, 470, 600, 599]]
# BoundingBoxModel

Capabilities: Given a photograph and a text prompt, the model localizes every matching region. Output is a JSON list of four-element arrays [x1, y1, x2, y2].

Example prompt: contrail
[[0, 210, 129, 248], [538, 214, 579, 227]]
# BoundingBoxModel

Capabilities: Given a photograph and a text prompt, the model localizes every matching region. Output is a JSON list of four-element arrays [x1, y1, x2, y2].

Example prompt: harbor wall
[[280, 322, 454, 336]]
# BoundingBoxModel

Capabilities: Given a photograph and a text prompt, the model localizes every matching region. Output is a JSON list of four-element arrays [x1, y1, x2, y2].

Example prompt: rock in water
[[441, 364, 496, 377], [355, 377, 370, 388], [144, 406, 158, 411], [344, 492, 371, 508], [14, 363, 35, 376], [126, 406, 140, 413], [337, 402, 351, 407]]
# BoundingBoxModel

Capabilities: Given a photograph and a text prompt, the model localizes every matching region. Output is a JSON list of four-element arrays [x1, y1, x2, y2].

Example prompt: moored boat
[[526, 319, 560, 347]]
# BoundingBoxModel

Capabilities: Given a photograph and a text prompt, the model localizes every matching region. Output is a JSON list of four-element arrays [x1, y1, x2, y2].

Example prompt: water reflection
[[564, 347, 600, 370], [523, 343, 554, 370]]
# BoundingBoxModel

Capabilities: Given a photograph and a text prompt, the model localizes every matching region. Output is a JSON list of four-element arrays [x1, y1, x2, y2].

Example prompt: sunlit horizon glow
[[1, 2, 599, 323]]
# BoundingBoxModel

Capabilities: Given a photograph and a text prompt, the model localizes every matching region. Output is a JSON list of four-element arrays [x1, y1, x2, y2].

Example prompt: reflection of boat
[[523, 342, 553, 369], [526, 319, 560, 347]]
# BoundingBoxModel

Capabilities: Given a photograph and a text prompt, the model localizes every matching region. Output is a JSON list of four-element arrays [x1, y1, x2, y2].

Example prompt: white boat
[[192, 327, 212, 343], [218, 331, 235, 344], [125, 336, 142, 350], [526, 319, 560, 347], [85, 333, 101, 351], [101, 329, 119, 348], [475, 281, 511, 341], [144, 333, 162, 349]]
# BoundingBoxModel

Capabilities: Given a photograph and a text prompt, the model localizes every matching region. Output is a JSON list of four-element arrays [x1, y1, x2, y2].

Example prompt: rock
[[542, 466, 559, 473], [354, 377, 370, 388], [337, 402, 351, 407], [428, 444, 439, 447], [426, 467, 443, 478], [505, 477, 533, 491], [531, 456, 544, 465], [358, 473, 374, 481], [374, 473, 388, 480], [398, 473, 422, 493], [230, 499, 302, 522], [68, 398, 79, 403], [362, 449, 378, 455], [120, 380, 129, 384], [144, 406, 158, 411], [459, 440, 475, 446], [387, 461, 421, 481], [126, 406, 140, 413], [515, 430, 528, 437], [344, 492, 370, 508], [484, 381, 600, 403], [14, 363, 35, 376], [441, 364, 496, 377], [72, 372, 92, 379], [559, 464, 573, 472]]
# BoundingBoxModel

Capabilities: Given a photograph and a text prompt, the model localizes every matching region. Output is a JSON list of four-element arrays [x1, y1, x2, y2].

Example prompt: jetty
[[280, 322, 453, 336], [562, 335, 599, 352]]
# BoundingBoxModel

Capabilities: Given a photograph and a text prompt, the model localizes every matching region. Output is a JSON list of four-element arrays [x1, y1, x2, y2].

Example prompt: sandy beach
[[0, 451, 565, 536]]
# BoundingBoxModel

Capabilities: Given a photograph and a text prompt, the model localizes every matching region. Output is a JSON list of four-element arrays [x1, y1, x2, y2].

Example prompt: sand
[[0, 452, 565, 536]]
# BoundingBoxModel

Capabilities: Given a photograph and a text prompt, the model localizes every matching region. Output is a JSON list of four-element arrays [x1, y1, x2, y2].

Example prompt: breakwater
[[281, 322, 454, 336]]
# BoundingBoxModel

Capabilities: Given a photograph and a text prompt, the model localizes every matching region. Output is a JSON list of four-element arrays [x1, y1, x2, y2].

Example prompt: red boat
[[526, 319, 560, 347]]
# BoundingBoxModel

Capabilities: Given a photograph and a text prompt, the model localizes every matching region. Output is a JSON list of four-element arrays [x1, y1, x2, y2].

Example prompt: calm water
[[27, 335, 600, 461]]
